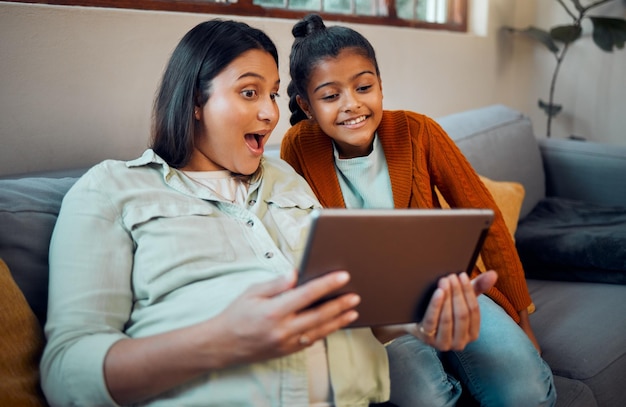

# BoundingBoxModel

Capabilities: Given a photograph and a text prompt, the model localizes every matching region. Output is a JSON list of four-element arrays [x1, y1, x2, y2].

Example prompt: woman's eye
[[357, 84, 373, 92], [242, 89, 257, 99], [270, 92, 280, 101]]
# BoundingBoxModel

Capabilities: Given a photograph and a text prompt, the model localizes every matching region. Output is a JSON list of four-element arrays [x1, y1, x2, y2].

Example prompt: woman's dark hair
[[288, 14, 380, 125], [151, 19, 279, 168]]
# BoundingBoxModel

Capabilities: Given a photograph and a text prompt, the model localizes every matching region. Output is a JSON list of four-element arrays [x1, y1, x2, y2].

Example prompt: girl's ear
[[296, 95, 313, 119], [194, 106, 202, 121]]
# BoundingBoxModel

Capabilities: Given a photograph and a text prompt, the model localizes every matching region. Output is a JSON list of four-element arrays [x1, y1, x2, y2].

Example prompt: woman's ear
[[296, 95, 312, 119], [194, 106, 202, 121]]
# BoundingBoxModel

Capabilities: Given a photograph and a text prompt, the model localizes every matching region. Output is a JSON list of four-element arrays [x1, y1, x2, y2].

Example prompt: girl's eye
[[270, 92, 280, 101], [321, 93, 339, 101], [242, 89, 257, 99], [357, 84, 373, 92]]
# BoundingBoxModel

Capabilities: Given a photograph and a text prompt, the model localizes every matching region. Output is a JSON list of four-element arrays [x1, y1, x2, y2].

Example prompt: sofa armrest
[[539, 138, 626, 207]]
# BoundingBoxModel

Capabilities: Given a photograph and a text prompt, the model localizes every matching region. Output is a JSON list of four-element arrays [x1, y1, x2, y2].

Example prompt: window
[[9, 0, 467, 31]]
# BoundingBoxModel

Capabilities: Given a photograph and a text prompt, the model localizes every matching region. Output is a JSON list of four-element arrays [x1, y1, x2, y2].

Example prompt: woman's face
[[185, 49, 280, 174], [298, 48, 383, 159]]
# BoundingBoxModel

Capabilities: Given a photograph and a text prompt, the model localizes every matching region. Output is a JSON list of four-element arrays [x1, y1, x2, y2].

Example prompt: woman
[[281, 14, 556, 407], [40, 19, 492, 406]]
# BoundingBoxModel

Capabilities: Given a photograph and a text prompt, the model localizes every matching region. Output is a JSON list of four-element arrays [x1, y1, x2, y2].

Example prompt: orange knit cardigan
[[280, 110, 531, 322]]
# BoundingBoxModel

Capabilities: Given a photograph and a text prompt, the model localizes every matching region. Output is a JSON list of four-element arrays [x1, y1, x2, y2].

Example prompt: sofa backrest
[[436, 104, 546, 219], [0, 177, 78, 325]]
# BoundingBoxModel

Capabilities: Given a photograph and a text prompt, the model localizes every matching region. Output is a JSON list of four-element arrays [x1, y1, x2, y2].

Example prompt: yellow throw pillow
[[477, 175, 525, 238], [0, 259, 47, 406], [435, 176, 525, 237]]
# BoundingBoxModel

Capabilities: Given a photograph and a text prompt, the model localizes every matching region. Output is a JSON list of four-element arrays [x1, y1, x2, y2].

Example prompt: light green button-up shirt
[[41, 150, 389, 407]]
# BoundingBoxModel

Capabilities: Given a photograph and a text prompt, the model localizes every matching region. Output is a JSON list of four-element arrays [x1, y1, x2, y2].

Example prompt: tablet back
[[297, 208, 494, 327]]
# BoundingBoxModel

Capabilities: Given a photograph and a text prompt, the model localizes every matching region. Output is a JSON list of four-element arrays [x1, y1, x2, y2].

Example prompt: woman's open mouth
[[244, 133, 266, 154]]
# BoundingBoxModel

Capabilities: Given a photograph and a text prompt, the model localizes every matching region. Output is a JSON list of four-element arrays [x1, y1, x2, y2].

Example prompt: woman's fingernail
[[335, 271, 350, 283]]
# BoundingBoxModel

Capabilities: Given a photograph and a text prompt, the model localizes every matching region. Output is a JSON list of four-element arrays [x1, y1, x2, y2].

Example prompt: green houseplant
[[505, 0, 626, 137]]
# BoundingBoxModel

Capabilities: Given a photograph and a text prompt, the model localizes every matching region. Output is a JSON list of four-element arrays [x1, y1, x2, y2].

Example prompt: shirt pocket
[[122, 201, 236, 269], [264, 193, 318, 253]]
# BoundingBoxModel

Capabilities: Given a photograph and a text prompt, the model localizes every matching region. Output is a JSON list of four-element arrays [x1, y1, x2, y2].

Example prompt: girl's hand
[[372, 270, 497, 349], [410, 271, 497, 351]]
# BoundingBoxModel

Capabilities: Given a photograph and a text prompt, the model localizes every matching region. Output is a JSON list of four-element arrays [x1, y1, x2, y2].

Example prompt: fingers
[[414, 282, 447, 346], [436, 275, 454, 347], [245, 269, 351, 312], [264, 270, 360, 344], [293, 294, 360, 347], [414, 272, 483, 351], [455, 272, 480, 344], [471, 270, 498, 295]]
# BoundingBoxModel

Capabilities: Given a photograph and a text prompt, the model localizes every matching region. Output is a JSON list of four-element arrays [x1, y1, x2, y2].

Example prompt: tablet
[[297, 208, 494, 327]]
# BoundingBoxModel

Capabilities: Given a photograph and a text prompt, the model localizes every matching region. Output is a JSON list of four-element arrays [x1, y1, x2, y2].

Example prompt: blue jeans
[[385, 296, 556, 407]]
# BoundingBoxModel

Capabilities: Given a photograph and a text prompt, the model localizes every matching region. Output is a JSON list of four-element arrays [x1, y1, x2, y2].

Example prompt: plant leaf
[[538, 99, 562, 117], [550, 25, 582, 44], [590, 17, 626, 52], [505, 26, 559, 53]]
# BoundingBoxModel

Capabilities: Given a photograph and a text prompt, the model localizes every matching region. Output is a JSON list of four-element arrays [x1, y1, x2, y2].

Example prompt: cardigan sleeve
[[415, 115, 532, 319]]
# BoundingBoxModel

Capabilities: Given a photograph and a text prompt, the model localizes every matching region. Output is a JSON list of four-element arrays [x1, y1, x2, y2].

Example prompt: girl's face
[[298, 48, 383, 159], [185, 49, 280, 174]]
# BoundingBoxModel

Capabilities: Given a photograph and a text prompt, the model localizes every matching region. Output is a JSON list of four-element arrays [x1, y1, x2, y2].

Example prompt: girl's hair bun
[[292, 13, 326, 39]]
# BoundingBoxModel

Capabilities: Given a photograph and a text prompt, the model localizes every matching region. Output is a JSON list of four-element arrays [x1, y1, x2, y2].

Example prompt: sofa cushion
[[0, 258, 47, 406], [437, 104, 545, 219], [0, 176, 78, 325], [540, 138, 626, 208], [527, 279, 626, 407], [516, 197, 626, 284]]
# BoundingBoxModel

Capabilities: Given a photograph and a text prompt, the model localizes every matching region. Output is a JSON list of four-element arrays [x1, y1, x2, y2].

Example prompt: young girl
[[282, 14, 556, 407], [40, 18, 491, 407]]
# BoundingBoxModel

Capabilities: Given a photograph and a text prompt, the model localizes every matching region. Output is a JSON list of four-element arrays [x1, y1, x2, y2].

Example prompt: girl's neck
[[333, 137, 375, 159]]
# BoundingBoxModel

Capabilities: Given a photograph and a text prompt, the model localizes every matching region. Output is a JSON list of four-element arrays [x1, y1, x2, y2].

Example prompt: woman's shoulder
[[261, 156, 321, 205], [70, 150, 163, 193], [262, 154, 302, 177]]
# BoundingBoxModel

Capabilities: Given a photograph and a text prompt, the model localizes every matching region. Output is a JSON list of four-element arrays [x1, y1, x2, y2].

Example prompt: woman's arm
[[104, 270, 359, 405]]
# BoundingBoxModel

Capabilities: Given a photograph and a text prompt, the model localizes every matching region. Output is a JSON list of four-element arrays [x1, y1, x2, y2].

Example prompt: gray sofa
[[1, 104, 625, 406], [437, 105, 626, 407]]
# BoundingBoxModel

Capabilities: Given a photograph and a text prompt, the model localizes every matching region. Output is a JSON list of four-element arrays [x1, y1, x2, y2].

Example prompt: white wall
[[525, 1, 626, 142], [0, 1, 541, 176]]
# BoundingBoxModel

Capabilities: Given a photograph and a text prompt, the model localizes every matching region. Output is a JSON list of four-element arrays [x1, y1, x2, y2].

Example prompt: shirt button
[[246, 220, 254, 227], [264, 252, 274, 259], [248, 199, 256, 206]]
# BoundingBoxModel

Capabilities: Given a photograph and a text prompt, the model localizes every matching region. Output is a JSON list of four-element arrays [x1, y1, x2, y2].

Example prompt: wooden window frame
[[8, 0, 468, 32]]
